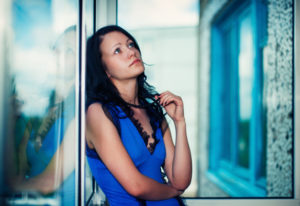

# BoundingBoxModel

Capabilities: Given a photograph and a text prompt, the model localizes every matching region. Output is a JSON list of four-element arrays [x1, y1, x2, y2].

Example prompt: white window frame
[[95, 0, 117, 29], [80, 1, 117, 205]]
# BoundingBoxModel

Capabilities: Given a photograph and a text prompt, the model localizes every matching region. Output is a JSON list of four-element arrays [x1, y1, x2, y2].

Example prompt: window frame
[[208, 0, 266, 197], [186, 0, 300, 204], [82, 0, 117, 205]]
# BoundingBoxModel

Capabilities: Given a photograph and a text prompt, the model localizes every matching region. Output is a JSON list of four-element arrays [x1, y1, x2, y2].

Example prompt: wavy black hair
[[86, 25, 165, 127]]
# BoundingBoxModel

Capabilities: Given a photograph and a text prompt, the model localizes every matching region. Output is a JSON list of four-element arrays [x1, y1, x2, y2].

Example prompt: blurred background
[[0, 0, 297, 205]]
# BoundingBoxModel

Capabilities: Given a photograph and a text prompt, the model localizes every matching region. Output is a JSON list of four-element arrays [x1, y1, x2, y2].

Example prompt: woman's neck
[[112, 79, 139, 105]]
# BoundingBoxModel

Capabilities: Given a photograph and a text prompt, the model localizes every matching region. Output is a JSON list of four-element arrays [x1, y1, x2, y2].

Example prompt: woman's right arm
[[86, 103, 182, 201]]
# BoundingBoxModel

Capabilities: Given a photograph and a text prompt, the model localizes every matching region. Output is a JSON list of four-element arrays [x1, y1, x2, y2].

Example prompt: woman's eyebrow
[[111, 38, 131, 50], [112, 42, 121, 49]]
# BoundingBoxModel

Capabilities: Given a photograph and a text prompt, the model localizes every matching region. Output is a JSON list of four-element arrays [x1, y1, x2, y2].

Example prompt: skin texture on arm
[[157, 91, 192, 191], [85, 103, 182, 200]]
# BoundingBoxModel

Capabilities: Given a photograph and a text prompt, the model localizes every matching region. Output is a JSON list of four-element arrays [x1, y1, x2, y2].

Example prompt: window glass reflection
[[2, 0, 78, 205], [208, 1, 271, 197], [238, 14, 253, 169]]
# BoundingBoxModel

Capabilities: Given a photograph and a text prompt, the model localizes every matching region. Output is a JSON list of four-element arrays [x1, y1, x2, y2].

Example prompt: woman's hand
[[157, 92, 192, 191], [156, 91, 185, 123]]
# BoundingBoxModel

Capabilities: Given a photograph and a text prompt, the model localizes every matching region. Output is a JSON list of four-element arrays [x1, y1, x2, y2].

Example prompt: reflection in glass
[[222, 27, 233, 162], [1, 0, 78, 205], [238, 14, 253, 169]]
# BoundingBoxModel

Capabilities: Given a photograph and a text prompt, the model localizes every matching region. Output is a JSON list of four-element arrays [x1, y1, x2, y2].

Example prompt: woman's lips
[[130, 59, 141, 67]]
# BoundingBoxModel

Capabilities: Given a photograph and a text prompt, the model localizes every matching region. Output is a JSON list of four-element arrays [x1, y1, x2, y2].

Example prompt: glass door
[[0, 0, 84, 205]]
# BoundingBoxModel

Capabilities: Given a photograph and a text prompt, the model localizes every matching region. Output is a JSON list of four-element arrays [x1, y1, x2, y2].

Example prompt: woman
[[85, 25, 192, 206], [6, 26, 77, 205]]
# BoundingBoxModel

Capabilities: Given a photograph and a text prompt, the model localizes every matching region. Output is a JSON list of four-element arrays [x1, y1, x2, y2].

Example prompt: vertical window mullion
[[231, 22, 239, 169], [249, 2, 258, 186], [77, 0, 87, 205], [250, 0, 266, 186], [209, 25, 224, 171], [250, 0, 261, 185]]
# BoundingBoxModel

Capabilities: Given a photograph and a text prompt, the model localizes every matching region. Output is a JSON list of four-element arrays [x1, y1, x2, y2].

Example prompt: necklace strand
[[125, 97, 160, 108]]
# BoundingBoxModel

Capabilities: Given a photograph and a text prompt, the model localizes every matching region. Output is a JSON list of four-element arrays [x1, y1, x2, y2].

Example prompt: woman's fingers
[[159, 93, 172, 106], [158, 91, 182, 107], [157, 91, 185, 122]]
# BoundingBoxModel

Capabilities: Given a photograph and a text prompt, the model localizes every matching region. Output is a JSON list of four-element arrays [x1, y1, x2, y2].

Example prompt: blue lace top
[[86, 104, 180, 206]]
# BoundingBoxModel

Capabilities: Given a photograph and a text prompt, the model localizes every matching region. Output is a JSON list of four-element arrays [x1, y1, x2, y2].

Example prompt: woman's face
[[100, 31, 144, 82]]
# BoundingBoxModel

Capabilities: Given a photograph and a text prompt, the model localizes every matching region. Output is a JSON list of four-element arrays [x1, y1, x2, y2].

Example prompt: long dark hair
[[86, 25, 164, 126]]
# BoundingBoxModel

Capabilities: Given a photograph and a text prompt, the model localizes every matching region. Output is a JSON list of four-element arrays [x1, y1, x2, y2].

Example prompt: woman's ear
[[105, 70, 111, 78]]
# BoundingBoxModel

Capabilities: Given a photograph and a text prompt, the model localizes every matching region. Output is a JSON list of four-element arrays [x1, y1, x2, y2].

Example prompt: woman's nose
[[126, 47, 135, 58]]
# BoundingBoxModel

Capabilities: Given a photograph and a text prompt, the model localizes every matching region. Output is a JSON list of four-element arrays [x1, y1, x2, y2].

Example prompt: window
[[1, 0, 298, 205], [1, 0, 79, 204], [0, 0, 96, 205], [209, 0, 269, 197]]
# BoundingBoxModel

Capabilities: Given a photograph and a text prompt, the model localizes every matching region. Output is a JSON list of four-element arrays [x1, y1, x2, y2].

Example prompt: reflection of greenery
[[238, 120, 249, 168], [47, 90, 56, 112], [32, 89, 60, 147], [27, 116, 44, 134], [15, 89, 58, 148], [15, 115, 43, 147], [11, 76, 16, 96]]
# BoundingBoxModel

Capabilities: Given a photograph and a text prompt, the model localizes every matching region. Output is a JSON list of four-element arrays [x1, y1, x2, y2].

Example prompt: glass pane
[[238, 14, 253, 169], [118, 0, 199, 197], [1, 0, 78, 205], [222, 27, 233, 162], [84, 0, 97, 204]]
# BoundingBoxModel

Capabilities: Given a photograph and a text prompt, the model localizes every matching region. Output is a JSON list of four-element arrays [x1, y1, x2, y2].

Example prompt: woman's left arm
[[156, 91, 192, 191]]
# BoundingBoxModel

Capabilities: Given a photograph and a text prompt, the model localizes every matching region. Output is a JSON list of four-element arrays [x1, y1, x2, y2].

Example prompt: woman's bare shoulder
[[85, 102, 115, 141], [86, 102, 107, 119]]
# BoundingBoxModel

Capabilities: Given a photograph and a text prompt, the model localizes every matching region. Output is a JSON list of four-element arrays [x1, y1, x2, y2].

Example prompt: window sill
[[206, 170, 266, 197], [184, 199, 300, 206]]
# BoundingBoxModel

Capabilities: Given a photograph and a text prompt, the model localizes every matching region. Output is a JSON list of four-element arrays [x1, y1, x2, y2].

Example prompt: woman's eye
[[114, 48, 121, 54], [128, 42, 135, 48]]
